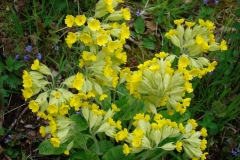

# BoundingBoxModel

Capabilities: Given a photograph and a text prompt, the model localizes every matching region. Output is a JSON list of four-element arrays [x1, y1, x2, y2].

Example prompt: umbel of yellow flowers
[[22, 0, 228, 160], [165, 18, 227, 71]]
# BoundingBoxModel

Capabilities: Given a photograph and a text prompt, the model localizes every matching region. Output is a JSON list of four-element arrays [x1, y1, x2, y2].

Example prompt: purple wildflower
[[36, 53, 42, 60], [4, 138, 10, 144], [15, 54, 20, 60], [232, 149, 238, 156], [23, 55, 30, 61], [26, 45, 32, 53], [135, 10, 141, 16], [203, 0, 209, 4], [54, 46, 59, 51], [215, 0, 219, 5], [76, 111, 81, 115]]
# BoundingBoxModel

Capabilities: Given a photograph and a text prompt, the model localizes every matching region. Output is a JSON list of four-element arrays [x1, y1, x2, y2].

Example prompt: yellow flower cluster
[[126, 52, 192, 115], [63, 0, 131, 98], [119, 113, 208, 160], [165, 18, 227, 71], [22, 1, 229, 159], [81, 102, 121, 136]]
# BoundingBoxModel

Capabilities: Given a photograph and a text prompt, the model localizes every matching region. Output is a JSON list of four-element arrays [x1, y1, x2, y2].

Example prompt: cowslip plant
[[21, 0, 227, 159]]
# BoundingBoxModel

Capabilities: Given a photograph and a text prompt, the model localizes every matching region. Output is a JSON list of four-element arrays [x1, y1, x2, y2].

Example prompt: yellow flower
[[54, 91, 61, 99], [187, 119, 198, 129], [219, 40, 227, 51], [178, 56, 190, 68], [39, 126, 46, 137], [65, 32, 77, 48], [121, 8, 131, 20], [205, 20, 215, 30], [31, 59, 40, 70], [111, 103, 120, 112], [65, 32, 77, 44], [195, 35, 205, 45], [100, 94, 108, 101], [22, 70, 32, 88], [64, 150, 70, 155], [182, 98, 191, 107], [75, 15, 86, 26], [72, 72, 85, 90], [120, 27, 130, 40], [47, 104, 59, 114], [123, 143, 131, 155], [176, 141, 183, 152], [104, 0, 113, 5], [65, 15, 75, 27], [80, 33, 93, 46], [96, 35, 108, 46], [22, 88, 33, 100], [88, 18, 101, 31], [200, 128, 208, 137], [201, 152, 208, 160], [29, 100, 39, 112], [50, 137, 60, 148], [185, 21, 195, 28], [132, 137, 142, 147], [198, 19, 205, 26], [174, 18, 185, 25], [165, 29, 178, 39], [201, 139, 207, 150], [155, 51, 169, 59], [179, 123, 186, 133], [115, 128, 128, 142], [59, 104, 70, 115]]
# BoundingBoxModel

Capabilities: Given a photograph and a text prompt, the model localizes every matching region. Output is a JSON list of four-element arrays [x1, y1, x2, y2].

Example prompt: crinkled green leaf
[[38, 139, 67, 155], [70, 114, 88, 131], [102, 145, 134, 160], [134, 16, 145, 34]]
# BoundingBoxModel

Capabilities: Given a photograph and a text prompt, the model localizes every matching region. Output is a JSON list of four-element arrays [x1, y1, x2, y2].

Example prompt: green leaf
[[212, 101, 227, 117], [21, 152, 27, 160], [38, 139, 67, 155], [70, 150, 99, 160], [12, 60, 25, 71], [134, 16, 145, 34], [0, 128, 5, 136], [6, 74, 21, 89], [102, 145, 134, 160], [70, 114, 88, 131], [115, 98, 146, 121], [142, 38, 155, 50], [90, 140, 114, 155], [5, 56, 15, 72]]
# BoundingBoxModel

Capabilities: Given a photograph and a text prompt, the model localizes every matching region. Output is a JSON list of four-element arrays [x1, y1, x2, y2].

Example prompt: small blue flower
[[203, 0, 209, 4], [36, 53, 42, 60], [76, 111, 81, 115], [54, 46, 59, 51], [4, 139, 10, 143], [23, 55, 30, 61], [135, 10, 141, 16], [26, 45, 32, 53], [231, 149, 238, 156], [236, 148, 240, 153], [215, 0, 219, 5], [15, 54, 20, 60]]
